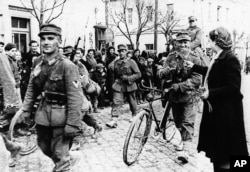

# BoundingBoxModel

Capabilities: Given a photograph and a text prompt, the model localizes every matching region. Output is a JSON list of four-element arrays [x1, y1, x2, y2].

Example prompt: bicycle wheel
[[8, 109, 38, 155], [123, 110, 152, 165]]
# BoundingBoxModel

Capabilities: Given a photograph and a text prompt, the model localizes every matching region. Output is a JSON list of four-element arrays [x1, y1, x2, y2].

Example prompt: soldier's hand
[[184, 60, 194, 69], [121, 75, 128, 81], [171, 84, 179, 91], [63, 124, 80, 139]]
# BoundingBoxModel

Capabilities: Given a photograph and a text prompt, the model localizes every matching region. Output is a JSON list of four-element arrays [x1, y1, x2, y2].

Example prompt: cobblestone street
[[9, 74, 250, 172]]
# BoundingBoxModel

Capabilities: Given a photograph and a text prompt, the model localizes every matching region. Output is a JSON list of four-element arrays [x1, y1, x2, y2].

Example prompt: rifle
[[70, 37, 81, 61]]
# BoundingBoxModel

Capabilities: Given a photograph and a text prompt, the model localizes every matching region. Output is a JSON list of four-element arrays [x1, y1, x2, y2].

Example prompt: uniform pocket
[[50, 104, 67, 126]]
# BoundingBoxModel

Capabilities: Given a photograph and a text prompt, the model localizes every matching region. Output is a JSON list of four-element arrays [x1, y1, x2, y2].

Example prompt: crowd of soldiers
[[0, 16, 210, 171]]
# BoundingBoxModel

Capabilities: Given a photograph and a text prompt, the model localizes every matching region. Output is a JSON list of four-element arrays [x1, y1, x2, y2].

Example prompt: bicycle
[[8, 108, 38, 156], [123, 80, 179, 166]]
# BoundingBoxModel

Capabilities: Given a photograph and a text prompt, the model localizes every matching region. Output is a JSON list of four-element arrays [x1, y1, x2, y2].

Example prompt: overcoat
[[192, 50, 248, 163]]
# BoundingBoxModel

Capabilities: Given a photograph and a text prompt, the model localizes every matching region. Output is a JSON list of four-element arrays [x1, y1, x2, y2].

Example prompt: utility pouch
[[50, 104, 67, 126]]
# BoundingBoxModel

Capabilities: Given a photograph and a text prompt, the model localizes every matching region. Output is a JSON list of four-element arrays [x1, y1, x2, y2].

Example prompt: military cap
[[4, 43, 16, 51], [117, 44, 127, 52], [188, 16, 197, 22], [176, 32, 191, 41], [38, 23, 62, 37], [63, 45, 73, 55]]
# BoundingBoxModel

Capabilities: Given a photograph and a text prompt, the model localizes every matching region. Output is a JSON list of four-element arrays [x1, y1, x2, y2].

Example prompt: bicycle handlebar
[[139, 80, 173, 94]]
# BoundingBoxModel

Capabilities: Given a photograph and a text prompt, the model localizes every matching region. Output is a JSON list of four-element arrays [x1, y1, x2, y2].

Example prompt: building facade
[[0, 0, 106, 54], [109, 0, 250, 62]]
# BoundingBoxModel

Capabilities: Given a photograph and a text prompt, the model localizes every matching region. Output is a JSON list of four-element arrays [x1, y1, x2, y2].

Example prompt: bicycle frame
[[139, 80, 172, 135]]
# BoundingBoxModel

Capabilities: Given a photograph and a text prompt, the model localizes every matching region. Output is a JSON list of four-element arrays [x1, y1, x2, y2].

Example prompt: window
[[126, 44, 133, 50], [146, 6, 153, 22], [217, 5, 221, 21], [11, 17, 28, 28], [208, 3, 212, 20], [11, 17, 30, 53], [128, 8, 133, 24], [226, 8, 229, 22], [167, 4, 174, 20], [145, 44, 154, 50]]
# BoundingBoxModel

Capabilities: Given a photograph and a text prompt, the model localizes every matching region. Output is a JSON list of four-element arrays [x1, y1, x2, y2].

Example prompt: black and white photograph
[[0, 0, 250, 171]]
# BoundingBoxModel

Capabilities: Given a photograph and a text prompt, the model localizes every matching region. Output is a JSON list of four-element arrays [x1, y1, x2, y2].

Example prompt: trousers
[[111, 91, 137, 117], [36, 125, 72, 172], [171, 102, 197, 141]]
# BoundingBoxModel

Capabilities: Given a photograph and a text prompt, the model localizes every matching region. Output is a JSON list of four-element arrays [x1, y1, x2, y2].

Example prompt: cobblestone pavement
[[9, 74, 250, 172], [9, 102, 212, 172]]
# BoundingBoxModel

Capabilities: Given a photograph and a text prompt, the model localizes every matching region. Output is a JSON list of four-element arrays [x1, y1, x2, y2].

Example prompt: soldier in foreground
[[21, 23, 83, 172], [158, 32, 202, 163]]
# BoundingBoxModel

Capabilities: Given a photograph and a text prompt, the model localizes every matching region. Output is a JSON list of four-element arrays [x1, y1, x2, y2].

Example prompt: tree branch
[[43, 0, 67, 12], [46, 0, 66, 23]]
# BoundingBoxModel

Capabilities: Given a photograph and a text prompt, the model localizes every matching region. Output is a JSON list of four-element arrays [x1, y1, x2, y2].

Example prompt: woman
[[185, 27, 248, 172]]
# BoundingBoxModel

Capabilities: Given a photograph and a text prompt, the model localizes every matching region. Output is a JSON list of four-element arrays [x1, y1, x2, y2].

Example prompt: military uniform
[[187, 16, 209, 66], [111, 57, 141, 118], [22, 24, 83, 172], [159, 32, 202, 161]]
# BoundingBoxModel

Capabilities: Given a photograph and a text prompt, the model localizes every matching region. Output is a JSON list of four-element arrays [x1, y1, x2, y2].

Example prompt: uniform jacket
[[22, 54, 83, 127], [160, 50, 202, 103], [187, 26, 202, 50], [112, 58, 141, 92], [193, 50, 248, 162]]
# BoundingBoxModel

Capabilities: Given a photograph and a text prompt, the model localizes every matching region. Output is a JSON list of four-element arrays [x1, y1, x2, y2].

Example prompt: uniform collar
[[42, 53, 62, 65]]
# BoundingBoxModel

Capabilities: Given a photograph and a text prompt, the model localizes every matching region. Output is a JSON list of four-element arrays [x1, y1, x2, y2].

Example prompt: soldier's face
[[177, 40, 190, 50], [189, 20, 196, 27], [40, 34, 61, 54], [118, 49, 127, 59]]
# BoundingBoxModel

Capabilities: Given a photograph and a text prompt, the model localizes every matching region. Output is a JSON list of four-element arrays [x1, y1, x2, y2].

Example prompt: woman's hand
[[200, 89, 209, 100]]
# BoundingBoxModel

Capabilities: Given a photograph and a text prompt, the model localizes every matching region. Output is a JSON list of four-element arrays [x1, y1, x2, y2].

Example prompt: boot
[[177, 141, 192, 164], [106, 117, 118, 128], [2, 135, 22, 167]]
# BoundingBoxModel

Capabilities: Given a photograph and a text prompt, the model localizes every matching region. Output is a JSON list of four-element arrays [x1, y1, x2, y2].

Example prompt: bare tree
[[157, 10, 183, 54], [232, 29, 245, 52], [20, 0, 67, 27], [158, 11, 181, 43], [110, 0, 154, 50]]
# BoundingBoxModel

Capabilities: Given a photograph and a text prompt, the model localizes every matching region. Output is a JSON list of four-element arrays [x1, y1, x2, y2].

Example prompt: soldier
[[106, 44, 141, 128], [158, 32, 202, 163], [187, 16, 209, 66], [21, 23, 83, 172]]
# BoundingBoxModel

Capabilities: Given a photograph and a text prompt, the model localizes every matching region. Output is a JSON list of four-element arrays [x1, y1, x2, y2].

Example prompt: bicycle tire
[[123, 110, 152, 165], [8, 109, 38, 156]]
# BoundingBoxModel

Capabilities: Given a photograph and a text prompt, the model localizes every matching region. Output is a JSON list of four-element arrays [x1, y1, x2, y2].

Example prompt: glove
[[63, 124, 80, 139], [171, 84, 179, 91]]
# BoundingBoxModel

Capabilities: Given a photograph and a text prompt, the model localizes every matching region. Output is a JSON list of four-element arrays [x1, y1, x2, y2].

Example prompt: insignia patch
[[72, 81, 79, 88]]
